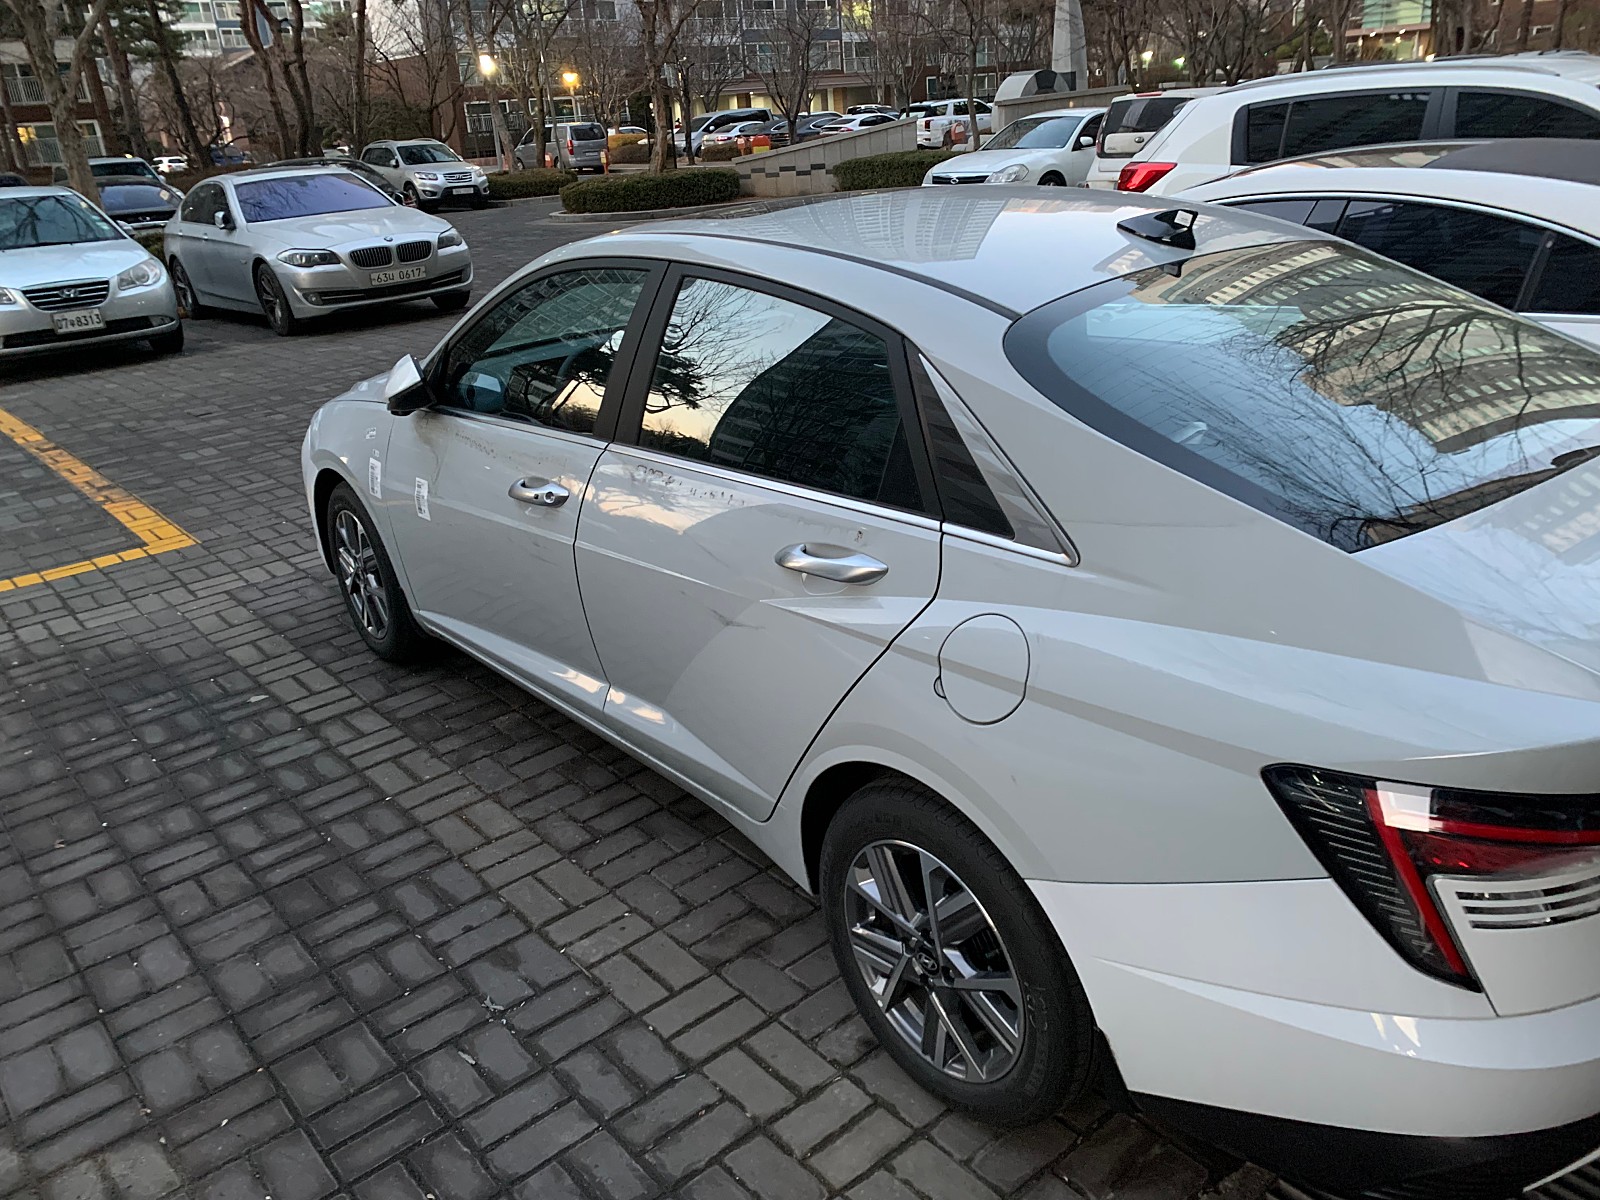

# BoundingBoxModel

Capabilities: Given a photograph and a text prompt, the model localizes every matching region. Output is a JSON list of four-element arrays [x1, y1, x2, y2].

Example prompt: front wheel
[[325, 483, 427, 662], [1039, 172, 1066, 187], [821, 779, 1096, 1125], [254, 265, 299, 336]]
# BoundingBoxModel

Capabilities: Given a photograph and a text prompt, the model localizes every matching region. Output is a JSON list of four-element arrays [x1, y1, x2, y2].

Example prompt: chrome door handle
[[509, 477, 569, 507], [775, 543, 889, 585]]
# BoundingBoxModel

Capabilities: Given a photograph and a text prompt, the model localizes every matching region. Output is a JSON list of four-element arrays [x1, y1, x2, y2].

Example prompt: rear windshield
[[1005, 240, 1600, 551], [567, 123, 606, 141], [1099, 96, 1190, 157], [234, 173, 390, 222]]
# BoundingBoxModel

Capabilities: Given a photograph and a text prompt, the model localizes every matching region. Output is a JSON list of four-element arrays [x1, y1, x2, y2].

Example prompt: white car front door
[[380, 262, 661, 715], [575, 270, 943, 822]]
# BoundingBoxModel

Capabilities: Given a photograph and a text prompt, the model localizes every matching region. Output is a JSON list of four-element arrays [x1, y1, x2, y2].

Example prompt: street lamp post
[[478, 53, 506, 170], [562, 69, 580, 120]]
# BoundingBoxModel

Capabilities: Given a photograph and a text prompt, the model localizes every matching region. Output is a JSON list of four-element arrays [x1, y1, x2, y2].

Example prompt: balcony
[[18, 131, 106, 167], [5, 75, 46, 105]]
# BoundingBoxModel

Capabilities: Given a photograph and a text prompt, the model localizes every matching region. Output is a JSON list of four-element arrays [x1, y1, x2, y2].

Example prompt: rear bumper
[[1031, 877, 1600, 1193]]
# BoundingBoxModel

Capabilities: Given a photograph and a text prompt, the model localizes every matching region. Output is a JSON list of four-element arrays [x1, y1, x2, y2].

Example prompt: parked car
[[0, 172, 27, 187], [164, 166, 472, 336], [1083, 87, 1221, 189], [758, 112, 844, 148], [515, 121, 608, 172], [210, 142, 249, 165], [94, 175, 184, 232], [924, 107, 1105, 186], [700, 120, 769, 148], [55, 155, 164, 185], [680, 107, 772, 153], [1181, 137, 1600, 349], [357, 139, 489, 210], [303, 186, 1600, 1200], [1111, 51, 1600, 195], [912, 98, 994, 148], [270, 156, 410, 202], [848, 103, 901, 116], [612, 124, 649, 138], [153, 155, 190, 175], [0, 185, 181, 359], [817, 113, 899, 136]]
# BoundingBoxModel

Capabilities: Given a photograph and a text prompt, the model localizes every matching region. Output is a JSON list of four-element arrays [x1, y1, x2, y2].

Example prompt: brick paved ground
[[0, 199, 1271, 1200]]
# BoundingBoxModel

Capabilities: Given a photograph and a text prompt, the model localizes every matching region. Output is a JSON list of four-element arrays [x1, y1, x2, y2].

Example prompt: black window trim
[[1441, 85, 1600, 139], [1229, 87, 1445, 166], [420, 255, 670, 442], [610, 262, 943, 522]]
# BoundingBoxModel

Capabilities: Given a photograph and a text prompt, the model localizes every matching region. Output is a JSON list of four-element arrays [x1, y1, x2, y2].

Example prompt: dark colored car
[[269, 157, 410, 203], [94, 175, 184, 231], [757, 112, 844, 148], [0, 172, 26, 187]]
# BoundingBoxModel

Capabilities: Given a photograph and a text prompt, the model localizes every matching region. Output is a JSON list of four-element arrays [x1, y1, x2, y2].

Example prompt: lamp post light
[[562, 69, 579, 119], [478, 54, 506, 169]]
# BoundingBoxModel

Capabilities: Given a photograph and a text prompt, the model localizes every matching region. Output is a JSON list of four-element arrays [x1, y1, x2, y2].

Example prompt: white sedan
[[304, 189, 1600, 1199], [1180, 138, 1600, 349], [924, 107, 1105, 186]]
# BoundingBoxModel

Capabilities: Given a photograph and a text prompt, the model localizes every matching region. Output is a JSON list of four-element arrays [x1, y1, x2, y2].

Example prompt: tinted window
[[1279, 92, 1430, 160], [1528, 235, 1600, 315], [988, 115, 1085, 151], [0, 193, 121, 249], [98, 183, 179, 212], [1100, 95, 1192, 158], [1243, 103, 1288, 163], [1455, 91, 1600, 140], [180, 183, 220, 223], [568, 123, 606, 141], [233, 174, 390, 222], [1230, 198, 1317, 225], [1004, 241, 1600, 550], [1336, 199, 1544, 309], [440, 267, 646, 433], [639, 278, 922, 510], [397, 142, 461, 165]]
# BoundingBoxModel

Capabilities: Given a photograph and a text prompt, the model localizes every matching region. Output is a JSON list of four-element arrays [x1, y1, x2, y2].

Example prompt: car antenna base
[[1118, 208, 1197, 250]]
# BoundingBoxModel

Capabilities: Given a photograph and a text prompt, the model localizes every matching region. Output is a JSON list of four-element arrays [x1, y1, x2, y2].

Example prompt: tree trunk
[[82, 51, 118, 153], [149, 0, 210, 161], [352, 0, 369, 146], [13, 7, 91, 192], [964, 44, 979, 153], [485, 75, 513, 171], [1552, 0, 1570, 46], [101, 17, 151, 159], [240, 0, 293, 157], [1514, 0, 1534, 47], [0, 67, 22, 172]]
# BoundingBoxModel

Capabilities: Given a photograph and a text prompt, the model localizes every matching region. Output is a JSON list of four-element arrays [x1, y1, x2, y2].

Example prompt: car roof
[[0, 185, 84, 199], [1007, 106, 1107, 120], [89, 155, 150, 164], [216, 164, 351, 184], [1183, 162, 1600, 234], [594, 188, 1316, 316], [1108, 87, 1226, 103], [1228, 49, 1600, 90], [96, 175, 169, 186]]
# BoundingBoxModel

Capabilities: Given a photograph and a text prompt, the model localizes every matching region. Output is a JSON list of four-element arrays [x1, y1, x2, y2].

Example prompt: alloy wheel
[[843, 840, 1024, 1083], [334, 509, 390, 640], [171, 260, 196, 314], [255, 270, 284, 330]]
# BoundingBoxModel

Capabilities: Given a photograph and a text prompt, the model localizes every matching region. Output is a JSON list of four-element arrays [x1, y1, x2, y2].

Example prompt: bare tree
[[99, 13, 151, 157], [371, 0, 458, 138], [841, 0, 925, 107], [571, 6, 643, 127], [455, 0, 514, 168], [1, 0, 117, 194], [239, 0, 293, 156], [679, 7, 743, 113], [634, 0, 703, 171], [352, 0, 369, 145], [504, 0, 577, 174], [750, 0, 832, 144]]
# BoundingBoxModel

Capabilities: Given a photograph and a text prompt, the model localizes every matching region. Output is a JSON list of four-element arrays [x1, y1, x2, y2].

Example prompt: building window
[[16, 121, 104, 166]]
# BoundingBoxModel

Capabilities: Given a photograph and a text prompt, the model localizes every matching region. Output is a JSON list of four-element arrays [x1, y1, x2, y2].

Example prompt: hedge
[[487, 168, 576, 199], [607, 132, 646, 151], [135, 231, 165, 258], [609, 141, 651, 164], [832, 149, 958, 191], [561, 169, 742, 214], [696, 144, 742, 162]]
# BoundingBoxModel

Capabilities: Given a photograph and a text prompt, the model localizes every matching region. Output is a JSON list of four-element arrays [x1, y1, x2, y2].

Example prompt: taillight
[[567, 138, 575, 154], [1265, 766, 1600, 987], [1117, 161, 1176, 192]]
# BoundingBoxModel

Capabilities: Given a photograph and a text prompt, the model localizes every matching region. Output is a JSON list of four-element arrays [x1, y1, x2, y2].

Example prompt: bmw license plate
[[52, 309, 105, 335], [369, 265, 427, 287]]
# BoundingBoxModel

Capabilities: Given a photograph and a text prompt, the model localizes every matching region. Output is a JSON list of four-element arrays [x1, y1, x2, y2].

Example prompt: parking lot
[[0, 198, 1256, 1200]]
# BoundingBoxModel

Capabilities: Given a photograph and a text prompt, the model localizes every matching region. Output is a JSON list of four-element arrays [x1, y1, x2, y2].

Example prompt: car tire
[[169, 257, 204, 318], [820, 778, 1096, 1125], [325, 482, 427, 663], [431, 290, 471, 312], [147, 324, 184, 355], [1039, 172, 1066, 187], [254, 265, 299, 336]]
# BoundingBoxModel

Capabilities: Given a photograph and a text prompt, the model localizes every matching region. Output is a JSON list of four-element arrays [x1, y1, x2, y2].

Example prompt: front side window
[[398, 141, 463, 165], [1228, 197, 1349, 235], [180, 183, 220, 223], [638, 278, 922, 510], [0, 192, 121, 249], [1334, 199, 1545, 310], [440, 267, 648, 434], [1527, 234, 1600, 316], [1244, 92, 1430, 163], [1005, 241, 1600, 550], [233, 174, 391, 222], [1454, 91, 1600, 140]]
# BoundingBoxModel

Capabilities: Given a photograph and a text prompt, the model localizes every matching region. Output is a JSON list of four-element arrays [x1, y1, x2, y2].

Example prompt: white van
[[1113, 51, 1600, 195]]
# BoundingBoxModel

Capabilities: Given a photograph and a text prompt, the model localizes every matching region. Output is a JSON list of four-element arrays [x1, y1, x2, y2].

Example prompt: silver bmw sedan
[[163, 165, 473, 336]]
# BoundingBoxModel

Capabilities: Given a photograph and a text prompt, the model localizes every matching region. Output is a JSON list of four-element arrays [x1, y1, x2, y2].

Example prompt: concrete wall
[[731, 118, 918, 198], [991, 83, 1129, 132]]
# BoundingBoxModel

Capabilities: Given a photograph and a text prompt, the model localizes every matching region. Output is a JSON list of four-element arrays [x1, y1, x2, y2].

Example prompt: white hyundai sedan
[[302, 190, 1600, 1199]]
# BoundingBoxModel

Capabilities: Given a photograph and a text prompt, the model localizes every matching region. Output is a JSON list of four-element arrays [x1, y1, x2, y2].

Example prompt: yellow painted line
[[0, 406, 196, 593]]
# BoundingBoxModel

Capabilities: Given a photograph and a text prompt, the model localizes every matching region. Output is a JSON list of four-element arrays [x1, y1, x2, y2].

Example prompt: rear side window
[[1528, 235, 1600, 315], [1241, 92, 1430, 163], [1003, 241, 1600, 550], [1454, 91, 1600, 140], [1099, 96, 1191, 158], [1228, 197, 1347, 232], [638, 277, 923, 511], [1335, 199, 1545, 309]]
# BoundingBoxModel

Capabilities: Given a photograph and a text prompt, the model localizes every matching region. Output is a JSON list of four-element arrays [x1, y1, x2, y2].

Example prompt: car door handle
[[509, 477, 569, 507], [775, 543, 889, 585]]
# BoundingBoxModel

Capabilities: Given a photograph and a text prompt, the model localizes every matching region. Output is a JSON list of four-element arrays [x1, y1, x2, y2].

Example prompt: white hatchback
[[303, 190, 1600, 1200]]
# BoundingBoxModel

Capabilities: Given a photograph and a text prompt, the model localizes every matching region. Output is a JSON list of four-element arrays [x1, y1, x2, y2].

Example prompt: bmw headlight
[[278, 249, 339, 267], [115, 259, 166, 290], [438, 229, 464, 249], [987, 163, 1030, 184], [415, 171, 441, 181]]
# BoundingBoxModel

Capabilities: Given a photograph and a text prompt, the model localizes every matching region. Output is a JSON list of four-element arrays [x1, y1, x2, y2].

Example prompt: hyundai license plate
[[370, 265, 426, 286], [52, 309, 105, 334]]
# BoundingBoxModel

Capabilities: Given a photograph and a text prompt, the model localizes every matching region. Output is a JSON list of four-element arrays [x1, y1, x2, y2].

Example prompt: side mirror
[[117, 220, 137, 236], [385, 354, 431, 415], [1078, 135, 1094, 148], [212, 210, 233, 231]]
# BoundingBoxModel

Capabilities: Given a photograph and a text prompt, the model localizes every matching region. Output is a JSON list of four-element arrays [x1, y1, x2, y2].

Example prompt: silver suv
[[358, 139, 488, 210]]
